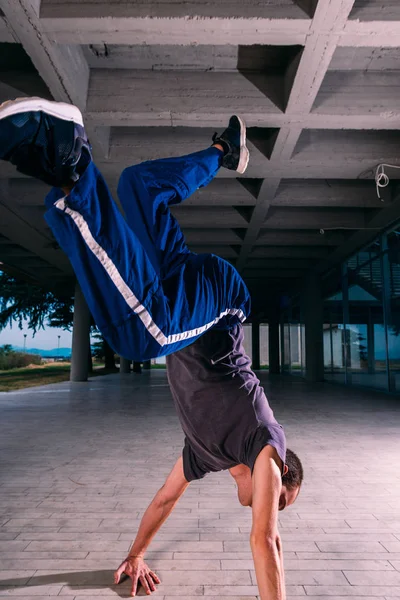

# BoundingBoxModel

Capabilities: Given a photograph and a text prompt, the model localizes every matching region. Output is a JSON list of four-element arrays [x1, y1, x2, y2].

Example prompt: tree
[[0, 272, 71, 334], [0, 272, 117, 369]]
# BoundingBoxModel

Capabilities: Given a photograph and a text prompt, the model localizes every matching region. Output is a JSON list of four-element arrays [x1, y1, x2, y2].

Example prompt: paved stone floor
[[0, 371, 400, 599]]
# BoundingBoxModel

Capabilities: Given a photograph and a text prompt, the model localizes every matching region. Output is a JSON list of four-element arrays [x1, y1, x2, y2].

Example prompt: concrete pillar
[[120, 357, 131, 374], [268, 309, 280, 375], [301, 273, 324, 383], [70, 283, 91, 382], [133, 362, 142, 374], [251, 322, 260, 370]]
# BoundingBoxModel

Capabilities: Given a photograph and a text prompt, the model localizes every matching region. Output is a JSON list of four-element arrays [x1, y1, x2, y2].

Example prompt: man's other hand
[[114, 555, 161, 596]]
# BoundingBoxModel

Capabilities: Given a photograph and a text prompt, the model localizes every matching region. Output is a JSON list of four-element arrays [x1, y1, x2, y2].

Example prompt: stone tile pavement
[[0, 371, 400, 599]]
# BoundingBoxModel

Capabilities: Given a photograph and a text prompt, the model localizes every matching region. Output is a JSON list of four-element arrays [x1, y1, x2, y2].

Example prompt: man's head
[[279, 448, 303, 511]]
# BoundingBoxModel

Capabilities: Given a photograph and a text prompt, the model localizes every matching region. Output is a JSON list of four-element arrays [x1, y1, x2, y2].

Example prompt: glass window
[[346, 255, 387, 390], [386, 229, 400, 391], [323, 298, 346, 385], [260, 324, 269, 369], [242, 324, 253, 361]]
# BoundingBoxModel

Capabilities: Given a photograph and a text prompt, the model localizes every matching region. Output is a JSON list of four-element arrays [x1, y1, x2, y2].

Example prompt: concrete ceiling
[[0, 0, 400, 307]]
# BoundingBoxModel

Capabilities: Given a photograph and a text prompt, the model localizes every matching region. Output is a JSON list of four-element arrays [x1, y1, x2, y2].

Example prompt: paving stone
[[316, 541, 388, 553], [382, 542, 400, 553], [345, 572, 400, 585], [0, 586, 62, 595], [304, 586, 400, 596]]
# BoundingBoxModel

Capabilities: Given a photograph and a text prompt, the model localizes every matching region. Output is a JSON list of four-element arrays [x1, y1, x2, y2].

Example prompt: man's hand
[[114, 555, 161, 597], [113, 457, 188, 596]]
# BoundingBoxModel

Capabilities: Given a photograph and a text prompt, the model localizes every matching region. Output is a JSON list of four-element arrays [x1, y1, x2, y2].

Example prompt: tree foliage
[[0, 272, 73, 334]]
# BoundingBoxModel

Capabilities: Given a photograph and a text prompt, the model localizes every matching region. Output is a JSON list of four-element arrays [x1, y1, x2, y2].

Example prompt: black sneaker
[[0, 97, 92, 187], [212, 115, 249, 175]]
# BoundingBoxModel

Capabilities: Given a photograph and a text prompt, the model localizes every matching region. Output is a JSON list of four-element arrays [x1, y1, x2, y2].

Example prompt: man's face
[[278, 484, 300, 511]]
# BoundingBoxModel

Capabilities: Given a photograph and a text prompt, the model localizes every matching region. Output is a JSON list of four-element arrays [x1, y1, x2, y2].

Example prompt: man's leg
[[44, 162, 170, 361], [117, 146, 222, 277], [116, 144, 252, 348]]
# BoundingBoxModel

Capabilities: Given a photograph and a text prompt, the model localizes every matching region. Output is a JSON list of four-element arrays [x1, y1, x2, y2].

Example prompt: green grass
[[0, 363, 106, 392]]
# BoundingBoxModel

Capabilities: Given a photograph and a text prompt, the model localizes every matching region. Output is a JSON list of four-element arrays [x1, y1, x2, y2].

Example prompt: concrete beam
[[40, 1, 309, 20], [85, 106, 400, 131], [171, 206, 249, 229], [273, 180, 385, 208], [285, 0, 356, 115], [340, 20, 400, 48], [236, 179, 281, 271], [40, 12, 310, 46], [264, 207, 367, 230], [1, 0, 89, 110], [184, 230, 244, 245], [250, 246, 332, 258], [0, 15, 18, 41], [242, 269, 304, 279], [246, 258, 315, 269], [189, 245, 239, 258], [329, 47, 400, 73], [185, 179, 256, 207]]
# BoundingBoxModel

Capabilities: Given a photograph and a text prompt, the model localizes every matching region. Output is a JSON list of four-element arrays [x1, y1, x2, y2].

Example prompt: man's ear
[[283, 464, 289, 476]]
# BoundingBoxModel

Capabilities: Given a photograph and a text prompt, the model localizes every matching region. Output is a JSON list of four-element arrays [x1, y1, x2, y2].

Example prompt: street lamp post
[[23, 334, 27, 352], [57, 335, 61, 359]]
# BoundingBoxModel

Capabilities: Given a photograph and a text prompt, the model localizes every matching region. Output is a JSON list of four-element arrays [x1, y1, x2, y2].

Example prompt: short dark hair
[[282, 449, 303, 490]]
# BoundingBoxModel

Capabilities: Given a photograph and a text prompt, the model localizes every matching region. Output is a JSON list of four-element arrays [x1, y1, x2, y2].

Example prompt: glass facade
[[260, 324, 269, 368], [242, 323, 253, 362], [322, 227, 400, 392], [280, 303, 305, 377]]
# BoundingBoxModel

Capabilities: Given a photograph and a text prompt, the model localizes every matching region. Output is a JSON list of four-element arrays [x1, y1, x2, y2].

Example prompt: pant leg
[[117, 147, 222, 277], [117, 146, 251, 341], [45, 162, 169, 361]]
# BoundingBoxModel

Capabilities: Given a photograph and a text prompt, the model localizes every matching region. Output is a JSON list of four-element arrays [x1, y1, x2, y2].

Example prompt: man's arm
[[250, 445, 286, 600], [114, 456, 189, 596]]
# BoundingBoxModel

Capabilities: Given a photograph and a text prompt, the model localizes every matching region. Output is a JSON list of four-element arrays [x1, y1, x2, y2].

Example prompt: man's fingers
[[130, 575, 139, 597], [114, 562, 128, 584], [139, 575, 151, 595], [149, 570, 161, 584], [145, 573, 156, 592]]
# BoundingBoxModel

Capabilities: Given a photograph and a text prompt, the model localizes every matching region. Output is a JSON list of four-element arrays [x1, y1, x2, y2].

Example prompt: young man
[[0, 97, 303, 599]]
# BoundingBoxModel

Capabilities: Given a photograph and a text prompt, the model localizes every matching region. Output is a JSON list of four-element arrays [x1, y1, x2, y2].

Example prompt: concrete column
[[251, 322, 260, 370], [301, 273, 324, 383], [70, 283, 91, 382], [268, 309, 280, 375], [120, 357, 131, 374]]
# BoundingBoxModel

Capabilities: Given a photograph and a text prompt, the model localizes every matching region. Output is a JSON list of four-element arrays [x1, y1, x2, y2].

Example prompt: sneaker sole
[[0, 97, 84, 127], [236, 115, 250, 175]]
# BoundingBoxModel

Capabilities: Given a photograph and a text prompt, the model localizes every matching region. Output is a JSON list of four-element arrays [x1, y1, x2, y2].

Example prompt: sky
[[0, 323, 73, 350]]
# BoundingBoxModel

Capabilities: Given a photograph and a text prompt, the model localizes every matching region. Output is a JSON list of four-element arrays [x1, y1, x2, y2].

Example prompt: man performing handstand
[[0, 97, 303, 599]]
